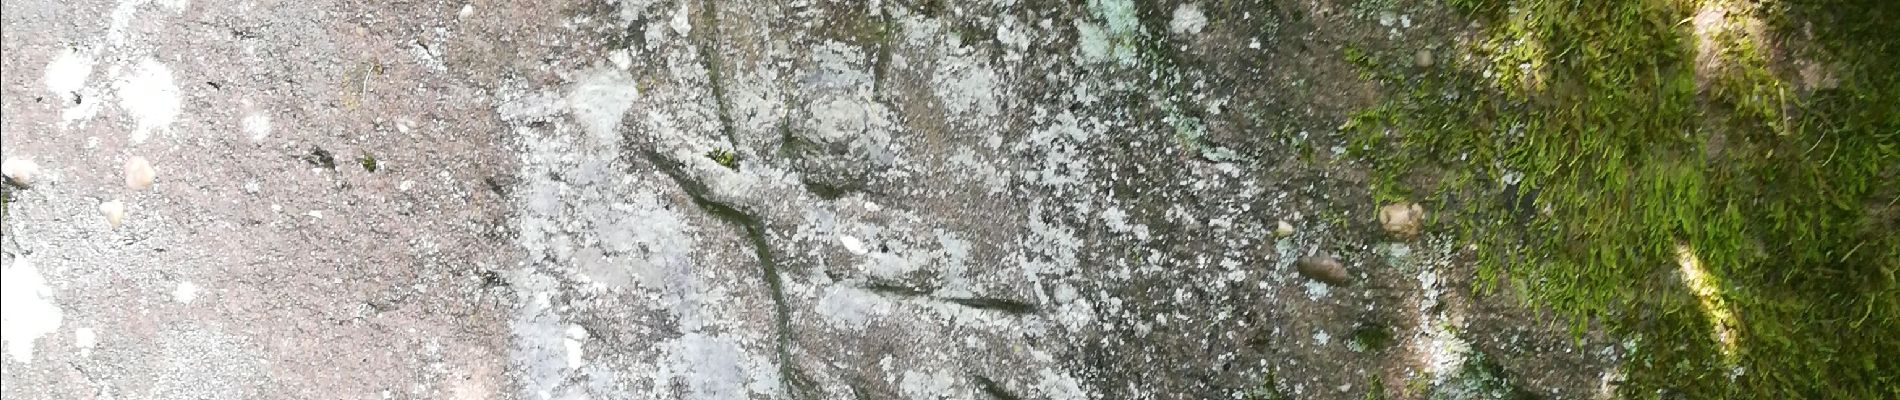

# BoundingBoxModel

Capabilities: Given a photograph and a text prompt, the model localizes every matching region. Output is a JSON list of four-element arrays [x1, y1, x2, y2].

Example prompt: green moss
[[1243, 369, 1288, 400], [1363, 374, 1387, 400], [358, 152, 378, 172], [1345, 0, 1898, 397], [706, 148, 740, 170], [1343, 45, 1380, 80], [1348, 323, 1394, 352]]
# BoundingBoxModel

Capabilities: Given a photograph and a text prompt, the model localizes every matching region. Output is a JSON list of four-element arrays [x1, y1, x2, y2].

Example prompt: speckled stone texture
[[2, 1, 1618, 399]]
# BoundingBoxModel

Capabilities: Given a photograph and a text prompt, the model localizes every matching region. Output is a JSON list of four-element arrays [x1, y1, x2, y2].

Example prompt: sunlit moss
[[1345, 0, 1898, 396]]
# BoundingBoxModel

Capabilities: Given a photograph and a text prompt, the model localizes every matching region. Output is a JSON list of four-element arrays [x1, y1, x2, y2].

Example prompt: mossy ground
[[1345, 0, 1897, 397]]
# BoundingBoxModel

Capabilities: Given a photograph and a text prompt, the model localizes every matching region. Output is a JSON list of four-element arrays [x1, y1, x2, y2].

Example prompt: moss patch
[[1429, 351, 1535, 400], [1345, 0, 1898, 397], [1347, 323, 1394, 353], [705, 148, 740, 170], [1242, 369, 1288, 400]]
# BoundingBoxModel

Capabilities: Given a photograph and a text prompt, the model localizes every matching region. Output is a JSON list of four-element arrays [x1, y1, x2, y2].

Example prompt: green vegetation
[[358, 152, 379, 172], [1348, 323, 1394, 352], [1363, 374, 1388, 400], [1345, 0, 1897, 397], [706, 148, 740, 169], [1242, 369, 1288, 400]]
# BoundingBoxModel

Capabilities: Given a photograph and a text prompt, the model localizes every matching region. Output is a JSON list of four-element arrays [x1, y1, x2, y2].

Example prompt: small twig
[[1802, 130, 1827, 156]]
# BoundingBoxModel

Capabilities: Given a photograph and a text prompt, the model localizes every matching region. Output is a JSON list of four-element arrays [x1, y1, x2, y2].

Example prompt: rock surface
[[97, 200, 124, 229], [1, 1, 1620, 399]]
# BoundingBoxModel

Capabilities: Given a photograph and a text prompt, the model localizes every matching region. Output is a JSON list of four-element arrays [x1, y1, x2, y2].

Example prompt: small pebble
[[1297, 252, 1351, 285], [2, 158, 40, 187], [1379, 202, 1426, 238], [1273, 220, 1296, 237], [99, 201, 126, 229], [1415, 49, 1435, 68], [124, 156, 156, 190]]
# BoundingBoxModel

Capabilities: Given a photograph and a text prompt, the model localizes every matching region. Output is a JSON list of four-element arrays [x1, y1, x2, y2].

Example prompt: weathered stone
[[98, 200, 124, 229], [124, 156, 155, 190], [1274, 220, 1296, 237], [1297, 252, 1351, 285], [1380, 202, 1426, 238], [1415, 49, 1436, 68], [2, 158, 38, 187]]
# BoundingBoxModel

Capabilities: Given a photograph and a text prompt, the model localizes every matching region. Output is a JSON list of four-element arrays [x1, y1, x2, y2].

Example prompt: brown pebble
[[124, 156, 156, 190], [1297, 252, 1351, 285], [1414, 49, 1435, 68]]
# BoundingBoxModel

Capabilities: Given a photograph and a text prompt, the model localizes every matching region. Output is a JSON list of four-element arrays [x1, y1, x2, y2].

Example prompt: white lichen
[[173, 281, 200, 304], [117, 59, 181, 143], [242, 114, 272, 142], [1, 257, 63, 363], [1169, 4, 1208, 35], [566, 66, 641, 141]]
